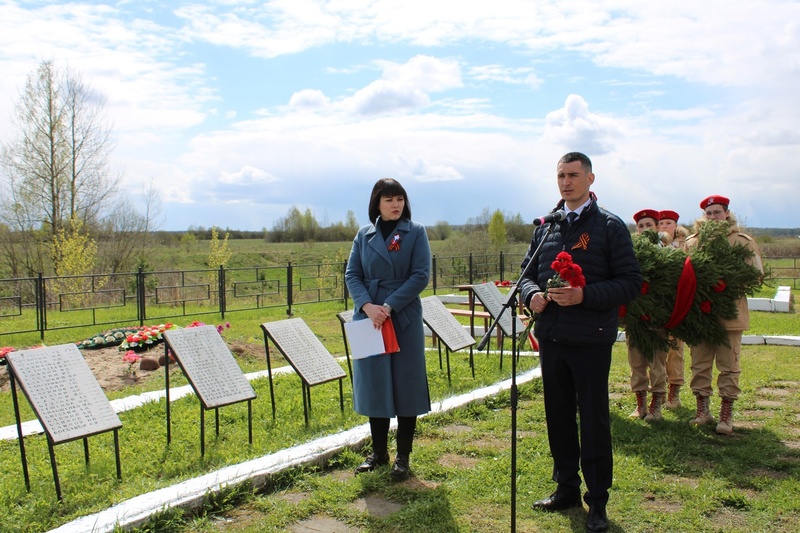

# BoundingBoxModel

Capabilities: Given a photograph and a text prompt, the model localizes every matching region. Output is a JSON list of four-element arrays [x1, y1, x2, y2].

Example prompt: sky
[[1, 1, 799, 232]]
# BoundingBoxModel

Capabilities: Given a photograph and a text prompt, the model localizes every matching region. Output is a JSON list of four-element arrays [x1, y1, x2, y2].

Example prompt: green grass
[[124, 342, 800, 533], [0, 300, 539, 532], [0, 238, 798, 532]]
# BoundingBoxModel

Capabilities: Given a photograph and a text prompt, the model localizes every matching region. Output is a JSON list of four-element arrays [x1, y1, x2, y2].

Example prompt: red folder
[[381, 318, 400, 353]]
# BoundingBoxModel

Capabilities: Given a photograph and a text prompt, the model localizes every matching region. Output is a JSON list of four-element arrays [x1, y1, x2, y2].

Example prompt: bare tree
[[96, 180, 164, 273], [0, 59, 120, 276]]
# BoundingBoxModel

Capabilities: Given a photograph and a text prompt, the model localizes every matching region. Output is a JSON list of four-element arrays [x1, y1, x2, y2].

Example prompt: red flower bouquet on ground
[[0, 346, 16, 365]]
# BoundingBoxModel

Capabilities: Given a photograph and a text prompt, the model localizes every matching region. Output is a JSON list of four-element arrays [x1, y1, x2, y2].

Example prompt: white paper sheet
[[344, 318, 386, 359]]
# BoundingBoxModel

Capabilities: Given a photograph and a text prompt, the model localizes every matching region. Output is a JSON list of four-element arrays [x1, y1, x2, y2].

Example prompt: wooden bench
[[444, 308, 534, 351]]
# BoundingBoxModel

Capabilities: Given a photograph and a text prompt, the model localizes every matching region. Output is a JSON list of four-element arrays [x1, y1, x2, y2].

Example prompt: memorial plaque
[[471, 282, 526, 337], [337, 309, 354, 324], [421, 296, 476, 352], [261, 318, 346, 386], [163, 326, 256, 409], [6, 344, 122, 444]]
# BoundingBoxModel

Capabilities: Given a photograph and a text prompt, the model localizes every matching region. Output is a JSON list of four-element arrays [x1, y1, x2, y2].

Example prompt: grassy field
[[124, 339, 800, 533], [0, 237, 797, 531]]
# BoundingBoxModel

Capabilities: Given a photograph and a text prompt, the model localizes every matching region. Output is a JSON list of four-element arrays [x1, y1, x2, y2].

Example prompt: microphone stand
[[476, 221, 558, 533]]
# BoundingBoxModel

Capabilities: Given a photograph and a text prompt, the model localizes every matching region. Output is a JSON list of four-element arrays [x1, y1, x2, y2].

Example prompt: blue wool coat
[[345, 218, 431, 418]]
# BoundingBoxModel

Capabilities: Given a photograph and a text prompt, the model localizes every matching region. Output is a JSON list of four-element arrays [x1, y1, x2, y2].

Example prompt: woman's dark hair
[[368, 178, 412, 222]]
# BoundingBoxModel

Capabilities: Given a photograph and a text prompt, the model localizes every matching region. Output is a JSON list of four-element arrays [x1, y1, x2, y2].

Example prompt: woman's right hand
[[364, 303, 391, 328]]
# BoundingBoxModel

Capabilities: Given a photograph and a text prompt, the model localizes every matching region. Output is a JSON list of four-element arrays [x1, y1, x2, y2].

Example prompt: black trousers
[[538, 338, 613, 506]]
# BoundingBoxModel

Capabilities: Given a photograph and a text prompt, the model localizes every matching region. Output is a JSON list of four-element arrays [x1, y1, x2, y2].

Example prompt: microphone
[[533, 210, 567, 226]]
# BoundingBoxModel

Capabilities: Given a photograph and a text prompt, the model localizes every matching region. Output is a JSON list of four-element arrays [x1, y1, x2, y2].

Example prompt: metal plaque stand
[[5, 346, 123, 501], [261, 318, 346, 426], [163, 326, 256, 457]]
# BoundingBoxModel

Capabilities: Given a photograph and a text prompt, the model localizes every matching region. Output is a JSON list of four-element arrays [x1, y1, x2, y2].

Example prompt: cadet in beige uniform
[[658, 210, 689, 409], [684, 195, 763, 435], [627, 209, 669, 422]]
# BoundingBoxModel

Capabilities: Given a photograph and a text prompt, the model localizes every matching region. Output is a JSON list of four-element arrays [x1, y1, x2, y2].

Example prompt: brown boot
[[629, 391, 647, 419], [644, 392, 665, 422], [689, 395, 714, 426], [664, 384, 682, 410], [716, 398, 735, 435]]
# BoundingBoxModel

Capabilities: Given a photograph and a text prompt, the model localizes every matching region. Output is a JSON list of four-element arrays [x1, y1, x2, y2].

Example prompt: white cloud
[[342, 55, 462, 116], [544, 95, 623, 155], [2, 1, 799, 230], [289, 89, 332, 112], [220, 166, 280, 185], [468, 64, 540, 88]]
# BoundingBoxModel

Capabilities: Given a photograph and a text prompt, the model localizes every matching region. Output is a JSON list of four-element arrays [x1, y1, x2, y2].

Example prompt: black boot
[[355, 452, 390, 474], [391, 416, 416, 481], [390, 453, 410, 481], [355, 417, 390, 475]]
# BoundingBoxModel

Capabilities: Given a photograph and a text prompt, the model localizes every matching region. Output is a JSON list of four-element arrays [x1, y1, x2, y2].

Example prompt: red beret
[[633, 209, 660, 223], [659, 210, 679, 222], [700, 195, 729, 210]]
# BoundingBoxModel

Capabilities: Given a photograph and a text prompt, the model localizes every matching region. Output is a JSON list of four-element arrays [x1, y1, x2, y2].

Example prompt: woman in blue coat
[[345, 178, 431, 481]]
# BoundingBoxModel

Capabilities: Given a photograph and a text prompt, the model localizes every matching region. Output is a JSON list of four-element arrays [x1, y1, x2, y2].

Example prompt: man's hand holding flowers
[[520, 252, 586, 350], [530, 251, 587, 313]]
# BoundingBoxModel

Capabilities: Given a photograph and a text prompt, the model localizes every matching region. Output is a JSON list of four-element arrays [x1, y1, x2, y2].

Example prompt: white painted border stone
[[747, 285, 794, 312]]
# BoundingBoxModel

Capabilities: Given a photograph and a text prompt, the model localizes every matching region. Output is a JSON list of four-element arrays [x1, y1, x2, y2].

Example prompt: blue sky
[[1, 1, 799, 231]]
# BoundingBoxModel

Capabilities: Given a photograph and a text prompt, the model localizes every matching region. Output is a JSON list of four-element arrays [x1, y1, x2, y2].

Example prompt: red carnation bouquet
[[548, 251, 587, 291], [518, 252, 586, 350]]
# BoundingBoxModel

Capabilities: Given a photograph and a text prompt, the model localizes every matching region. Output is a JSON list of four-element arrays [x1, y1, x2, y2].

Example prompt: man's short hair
[[559, 152, 592, 173]]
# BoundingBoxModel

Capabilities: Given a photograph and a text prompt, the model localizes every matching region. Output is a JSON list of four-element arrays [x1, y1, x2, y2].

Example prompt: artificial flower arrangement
[[187, 320, 231, 334], [620, 221, 763, 360], [77, 327, 140, 349], [0, 346, 16, 365], [118, 323, 175, 352]]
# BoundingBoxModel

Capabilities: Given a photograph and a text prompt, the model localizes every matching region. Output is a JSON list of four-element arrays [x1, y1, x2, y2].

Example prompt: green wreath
[[620, 221, 763, 360]]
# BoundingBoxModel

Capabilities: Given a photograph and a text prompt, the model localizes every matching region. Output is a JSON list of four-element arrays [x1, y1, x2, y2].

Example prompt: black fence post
[[286, 262, 293, 316], [432, 255, 438, 294], [137, 267, 146, 326], [219, 266, 226, 319], [468, 253, 474, 284], [342, 261, 349, 310], [36, 273, 45, 341], [500, 251, 505, 282]]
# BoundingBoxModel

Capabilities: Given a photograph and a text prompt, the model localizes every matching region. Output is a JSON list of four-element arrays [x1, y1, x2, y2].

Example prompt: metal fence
[[0, 253, 528, 341]]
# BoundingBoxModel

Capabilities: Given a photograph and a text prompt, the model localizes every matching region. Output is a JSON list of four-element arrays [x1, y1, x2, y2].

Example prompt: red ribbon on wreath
[[663, 256, 697, 329]]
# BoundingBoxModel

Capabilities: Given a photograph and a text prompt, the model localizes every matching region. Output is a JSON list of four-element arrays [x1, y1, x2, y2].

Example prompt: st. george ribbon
[[533, 209, 567, 226]]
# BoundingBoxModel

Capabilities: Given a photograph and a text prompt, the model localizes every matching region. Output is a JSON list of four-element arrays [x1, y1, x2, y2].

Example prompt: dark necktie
[[566, 212, 578, 226]]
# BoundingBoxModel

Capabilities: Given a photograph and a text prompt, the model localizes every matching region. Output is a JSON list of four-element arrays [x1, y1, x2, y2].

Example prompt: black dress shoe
[[531, 488, 582, 512], [354, 452, 389, 474], [586, 504, 609, 533], [390, 454, 410, 481]]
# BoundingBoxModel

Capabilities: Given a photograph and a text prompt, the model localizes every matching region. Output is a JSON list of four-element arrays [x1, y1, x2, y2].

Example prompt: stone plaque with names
[[261, 318, 346, 386], [421, 296, 476, 352], [163, 326, 256, 409], [6, 344, 122, 444], [337, 309, 354, 324], [471, 282, 526, 337]]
